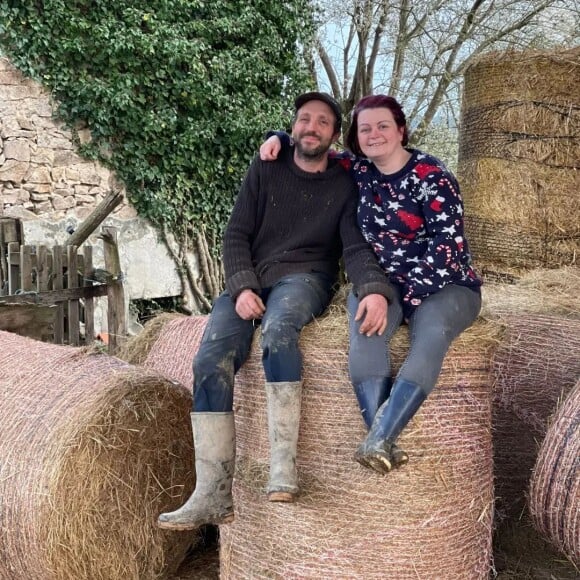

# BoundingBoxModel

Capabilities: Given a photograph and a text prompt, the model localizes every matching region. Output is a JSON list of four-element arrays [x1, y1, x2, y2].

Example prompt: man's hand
[[235, 289, 266, 320], [259, 135, 282, 161], [355, 294, 388, 336]]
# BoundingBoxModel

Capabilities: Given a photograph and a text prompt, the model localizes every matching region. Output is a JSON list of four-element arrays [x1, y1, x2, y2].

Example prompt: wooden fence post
[[101, 227, 127, 355]]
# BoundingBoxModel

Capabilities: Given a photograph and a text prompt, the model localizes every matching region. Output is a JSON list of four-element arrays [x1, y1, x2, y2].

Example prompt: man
[[158, 92, 395, 531]]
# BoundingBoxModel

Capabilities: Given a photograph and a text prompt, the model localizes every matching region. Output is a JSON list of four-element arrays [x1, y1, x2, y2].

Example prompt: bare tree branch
[[313, 0, 571, 152]]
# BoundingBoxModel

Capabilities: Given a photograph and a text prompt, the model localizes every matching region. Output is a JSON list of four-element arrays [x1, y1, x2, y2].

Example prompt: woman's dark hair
[[345, 95, 409, 157]]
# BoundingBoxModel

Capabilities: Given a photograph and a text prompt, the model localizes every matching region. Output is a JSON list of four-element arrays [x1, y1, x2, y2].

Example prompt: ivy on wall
[[0, 0, 315, 242]]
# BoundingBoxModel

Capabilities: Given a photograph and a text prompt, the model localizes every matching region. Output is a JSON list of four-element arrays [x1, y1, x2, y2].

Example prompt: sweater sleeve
[[403, 170, 467, 301], [339, 192, 397, 302], [222, 158, 262, 299]]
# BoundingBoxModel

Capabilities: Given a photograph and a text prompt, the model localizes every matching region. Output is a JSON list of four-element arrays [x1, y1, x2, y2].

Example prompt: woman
[[260, 95, 482, 475]]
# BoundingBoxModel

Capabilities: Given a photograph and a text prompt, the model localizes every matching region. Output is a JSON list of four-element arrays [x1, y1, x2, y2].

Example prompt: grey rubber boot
[[265, 381, 302, 502], [157, 412, 235, 530]]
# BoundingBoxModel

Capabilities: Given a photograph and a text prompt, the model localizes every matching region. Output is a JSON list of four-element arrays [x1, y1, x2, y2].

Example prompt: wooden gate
[[0, 220, 126, 354]]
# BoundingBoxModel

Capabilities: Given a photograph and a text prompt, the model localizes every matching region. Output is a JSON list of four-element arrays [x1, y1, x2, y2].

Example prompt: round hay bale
[[142, 315, 209, 387], [481, 266, 580, 319], [219, 315, 499, 579], [116, 312, 186, 366], [0, 330, 196, 580], [529, 379, 580, 567], [491, 314, 580, 518], [457, 48, 580, 276]]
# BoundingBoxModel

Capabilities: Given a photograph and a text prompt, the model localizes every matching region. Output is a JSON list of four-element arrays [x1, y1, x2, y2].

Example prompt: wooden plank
[[0, 284, 108, 305], [102, 227, 126, 355], [8, 249, 84, 270], [0, 218, 23, 244], [37, 246, 50, 292], [0, 222, 7, 296], [83, 246, 95, 343], [67, 246, 80, 345], [53, 245, 65, 344], [20, 245, 34, 291], [65, 190, 123, 248], [0, 303, 56, 342], [8, 242, 19, 295]]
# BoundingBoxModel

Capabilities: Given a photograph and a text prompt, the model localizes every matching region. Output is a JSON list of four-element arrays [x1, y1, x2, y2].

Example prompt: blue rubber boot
[[355, 378, 427, 474], [353, 377, 392, 429]]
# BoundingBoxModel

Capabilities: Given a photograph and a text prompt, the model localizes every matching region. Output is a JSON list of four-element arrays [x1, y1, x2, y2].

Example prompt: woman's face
[[357, 107, 405, 162]]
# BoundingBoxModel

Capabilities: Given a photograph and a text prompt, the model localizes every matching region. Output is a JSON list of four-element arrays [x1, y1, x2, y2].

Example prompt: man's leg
[[193, 292, 256, 412], [347, 290, 403, 429], [261, 273, 334, 502], [356, 285, 482, 474], [158, 292, 255, 529]]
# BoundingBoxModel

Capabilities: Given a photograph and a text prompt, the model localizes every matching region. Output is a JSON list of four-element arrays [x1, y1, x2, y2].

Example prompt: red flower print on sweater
[[415, 163, 440, 180]]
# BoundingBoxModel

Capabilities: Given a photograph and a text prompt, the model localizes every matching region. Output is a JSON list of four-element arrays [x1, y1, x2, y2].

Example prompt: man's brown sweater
[[223, 146, 395, 302]]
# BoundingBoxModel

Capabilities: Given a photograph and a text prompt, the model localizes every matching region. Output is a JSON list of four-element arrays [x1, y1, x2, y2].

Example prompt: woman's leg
[[356, 285, 481, 474], [399, 285, 482, 392], [347, 290, 403, 428]]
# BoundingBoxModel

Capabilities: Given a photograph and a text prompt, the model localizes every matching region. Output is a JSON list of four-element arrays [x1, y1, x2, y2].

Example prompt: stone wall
[[0, 56, 134, 219], [0, 56, 185, 324]]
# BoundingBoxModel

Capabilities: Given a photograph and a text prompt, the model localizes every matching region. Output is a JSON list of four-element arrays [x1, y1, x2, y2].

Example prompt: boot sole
[[157, 512, 235, 530], [355, 452, 393, 475], [267, 491, 297, 503]]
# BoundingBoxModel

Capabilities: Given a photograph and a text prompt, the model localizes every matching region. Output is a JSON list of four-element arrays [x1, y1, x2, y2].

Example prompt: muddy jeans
[[193, 272, 335, 412], [348, 284, 481, 394]]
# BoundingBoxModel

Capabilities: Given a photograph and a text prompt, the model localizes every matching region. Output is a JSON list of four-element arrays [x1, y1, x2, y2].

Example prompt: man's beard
[[294, 133, 331, 161]]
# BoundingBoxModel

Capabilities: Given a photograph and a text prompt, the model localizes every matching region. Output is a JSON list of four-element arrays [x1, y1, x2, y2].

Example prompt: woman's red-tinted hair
[[346, 95, 409, 157]]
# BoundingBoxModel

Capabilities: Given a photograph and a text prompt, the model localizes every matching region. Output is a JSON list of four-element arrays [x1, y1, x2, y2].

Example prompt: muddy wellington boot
[[265, 381, 302, 502], [355, 378, 427, 475], [157, 412, 235, 530], [353, 377, 392, 429]]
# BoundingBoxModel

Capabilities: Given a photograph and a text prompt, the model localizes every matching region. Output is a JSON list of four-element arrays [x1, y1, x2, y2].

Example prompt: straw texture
[[458, 48, 580, 277], [219, 316, 498, 579], [529, 379, 580, 567], [491, 314, 580, 518], [0, 331, 196, 580], [481, 266, 580, 319], [117, 312, 185, 366], [143, 315, 208, 386]]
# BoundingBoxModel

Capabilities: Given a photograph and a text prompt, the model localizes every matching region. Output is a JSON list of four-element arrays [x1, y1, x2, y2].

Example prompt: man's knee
[[261, 317, 299, 348]]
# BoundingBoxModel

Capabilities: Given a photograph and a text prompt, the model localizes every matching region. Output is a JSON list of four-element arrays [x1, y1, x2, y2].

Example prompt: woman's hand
[[355, 294, 388, 336], [259, 135, 282, 161]]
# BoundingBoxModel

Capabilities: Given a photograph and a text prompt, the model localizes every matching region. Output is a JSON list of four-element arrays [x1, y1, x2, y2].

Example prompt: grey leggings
[[348, 284, 481, 393]]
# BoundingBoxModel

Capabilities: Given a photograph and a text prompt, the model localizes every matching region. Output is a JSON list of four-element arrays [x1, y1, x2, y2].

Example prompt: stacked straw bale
[[481, 266, 580, 320], [491, 314, 580, 518], [0, 331, 197, 580], [529, 379, 580, 567], [218, 312, 499, 579], [458, 48, 580, 280]]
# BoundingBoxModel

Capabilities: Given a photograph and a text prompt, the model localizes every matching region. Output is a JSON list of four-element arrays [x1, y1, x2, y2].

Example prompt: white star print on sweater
[[337, 148, 481, 316], [268, 131, 482, 317]]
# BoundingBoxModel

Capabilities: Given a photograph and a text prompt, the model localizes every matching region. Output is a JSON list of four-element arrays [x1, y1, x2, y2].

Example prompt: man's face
[[291, 100, 338, 161]]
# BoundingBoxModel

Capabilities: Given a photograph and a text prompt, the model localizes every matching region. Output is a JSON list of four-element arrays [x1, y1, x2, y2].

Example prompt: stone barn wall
[[0, 56, 186, 330]]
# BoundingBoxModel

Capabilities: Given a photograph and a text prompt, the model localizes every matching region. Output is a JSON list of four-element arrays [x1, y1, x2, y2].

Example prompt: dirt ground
[[493, 515, 578, 580], [170, 515, 578, 579], [170, 526, 219, 580]]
